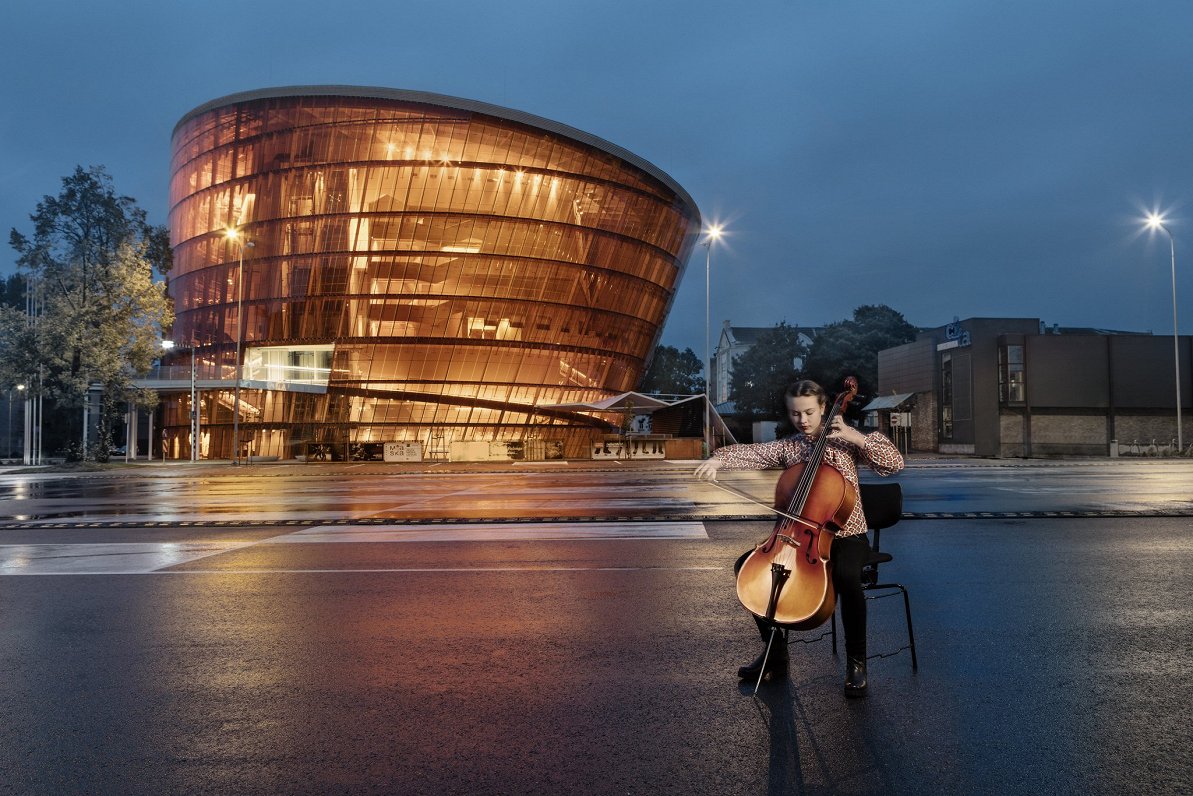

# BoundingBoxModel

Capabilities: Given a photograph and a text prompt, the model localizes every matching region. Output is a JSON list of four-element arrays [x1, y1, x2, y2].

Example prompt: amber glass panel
[[164, 93, 699, 459]]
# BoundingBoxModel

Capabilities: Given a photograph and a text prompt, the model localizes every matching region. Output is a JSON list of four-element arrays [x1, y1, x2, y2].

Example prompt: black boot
[[737, 643, 788, 681], [844, 655, 868, 697]]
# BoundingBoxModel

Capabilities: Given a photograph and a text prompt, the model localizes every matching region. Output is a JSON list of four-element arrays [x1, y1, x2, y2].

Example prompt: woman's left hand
[[827, 417, 868, 447]]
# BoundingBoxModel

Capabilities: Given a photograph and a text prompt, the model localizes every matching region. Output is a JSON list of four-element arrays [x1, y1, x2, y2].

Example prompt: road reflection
[[1, 460, 1191, 523]]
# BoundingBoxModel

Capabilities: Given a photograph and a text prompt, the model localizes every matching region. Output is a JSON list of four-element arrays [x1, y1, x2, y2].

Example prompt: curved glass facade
[[161, 87, 701, 460]]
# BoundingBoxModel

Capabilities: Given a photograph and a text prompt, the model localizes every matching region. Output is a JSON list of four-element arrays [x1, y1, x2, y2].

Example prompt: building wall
[[879, 316, 1192, 458], [711, 324, 759, 406], [999, 409, 1025, 458], [877, 337, 938, 450], [912, 389, 938, 451], [1113, 413, 1186, 449], [162, 88, 701, 460], [1025, 336, 1110, 407], [877, 338, 935, 394], [1109, 335, 1192, 409], [1025, 410, 1108, 457]]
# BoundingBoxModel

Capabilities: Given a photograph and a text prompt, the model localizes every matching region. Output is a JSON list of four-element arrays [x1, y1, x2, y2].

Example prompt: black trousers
[[734, 533, 871, 658]]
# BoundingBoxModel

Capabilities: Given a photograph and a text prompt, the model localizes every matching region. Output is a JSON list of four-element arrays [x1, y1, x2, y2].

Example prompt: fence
[[1113, 438, 1193, 457]]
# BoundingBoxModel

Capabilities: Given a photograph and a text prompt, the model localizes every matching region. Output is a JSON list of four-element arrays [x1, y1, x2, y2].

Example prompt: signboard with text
[[383, 441, 424, 462]]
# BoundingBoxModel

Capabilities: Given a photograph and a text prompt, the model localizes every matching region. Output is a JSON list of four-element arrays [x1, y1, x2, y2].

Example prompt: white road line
[[376, 485, 491, 512], [0, 541, 259, 575]]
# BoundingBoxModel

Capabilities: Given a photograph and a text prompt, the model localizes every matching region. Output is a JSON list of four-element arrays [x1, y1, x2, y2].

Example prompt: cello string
[[786, 392, 844, 518], [780, 542, 795, 569]]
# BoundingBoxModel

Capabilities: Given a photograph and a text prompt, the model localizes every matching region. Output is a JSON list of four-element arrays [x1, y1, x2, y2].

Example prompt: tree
[[1, 273, 27, 309], [640, 344, 705, 394], [2, 166, 174, 461], [728, 321, 808, 421], [801, 304, 917, 410]]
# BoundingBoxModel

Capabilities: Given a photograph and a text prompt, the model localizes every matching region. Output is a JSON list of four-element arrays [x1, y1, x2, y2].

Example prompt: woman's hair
[[784, 380, 827, 406]]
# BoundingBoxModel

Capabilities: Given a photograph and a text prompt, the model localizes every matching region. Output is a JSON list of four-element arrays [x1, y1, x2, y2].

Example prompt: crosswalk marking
[[0, 521, 709, 575], [0, 541, 257, 576]]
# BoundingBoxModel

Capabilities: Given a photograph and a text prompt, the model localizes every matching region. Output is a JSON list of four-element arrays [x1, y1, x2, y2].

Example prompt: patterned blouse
[[711, 432, 905, 537]]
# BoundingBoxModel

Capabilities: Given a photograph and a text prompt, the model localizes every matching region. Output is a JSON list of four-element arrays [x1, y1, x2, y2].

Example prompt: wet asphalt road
[[2, 458, 1192, 524], [1, 459, 1192, 794]]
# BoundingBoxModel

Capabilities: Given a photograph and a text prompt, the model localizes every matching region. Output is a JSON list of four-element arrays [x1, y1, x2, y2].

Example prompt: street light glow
[[704, 224, 724, 243], [1146, 212, 1168, 231]]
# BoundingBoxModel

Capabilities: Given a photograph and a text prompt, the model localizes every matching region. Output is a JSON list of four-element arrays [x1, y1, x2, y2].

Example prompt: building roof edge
[[173, 85, 699, 216]]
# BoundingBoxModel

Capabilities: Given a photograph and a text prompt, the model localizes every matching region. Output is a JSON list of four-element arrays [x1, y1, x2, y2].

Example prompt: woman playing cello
[[695, 379, 904, 697]]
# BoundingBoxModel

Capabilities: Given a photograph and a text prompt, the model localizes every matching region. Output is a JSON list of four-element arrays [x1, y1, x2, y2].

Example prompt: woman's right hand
[[694, 457, 724, 481]]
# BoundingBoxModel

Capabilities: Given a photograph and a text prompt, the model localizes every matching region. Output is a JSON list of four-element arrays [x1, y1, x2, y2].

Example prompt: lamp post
[[7, 384, 24, 460], [225, 228, 254, 466], [161, 339, 198, 462], [702, 224, 724, 455], [1145, 213, 1182, 452], [23, 374, 41, 466], [190, 344, 198, 462]]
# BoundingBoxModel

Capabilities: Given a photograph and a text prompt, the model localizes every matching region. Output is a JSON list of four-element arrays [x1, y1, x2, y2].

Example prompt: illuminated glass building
[[161, 87, 701, 460]]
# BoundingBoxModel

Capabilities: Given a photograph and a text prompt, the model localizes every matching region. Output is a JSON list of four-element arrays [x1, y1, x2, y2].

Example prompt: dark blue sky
[[3, 0, 1190, 355]]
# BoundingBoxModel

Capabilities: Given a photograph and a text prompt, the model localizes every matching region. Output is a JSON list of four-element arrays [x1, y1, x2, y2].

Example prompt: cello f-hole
[[802, 528, 816, 563]]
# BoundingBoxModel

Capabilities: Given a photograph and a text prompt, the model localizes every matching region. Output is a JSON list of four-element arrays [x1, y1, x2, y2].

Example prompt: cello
[[735, 377, 859, 631]]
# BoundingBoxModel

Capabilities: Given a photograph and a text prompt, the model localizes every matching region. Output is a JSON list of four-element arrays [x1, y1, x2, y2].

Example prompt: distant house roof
[[721, 324, 823, 347], [860, 393, 916, 412], [724, 326, 769, 345]]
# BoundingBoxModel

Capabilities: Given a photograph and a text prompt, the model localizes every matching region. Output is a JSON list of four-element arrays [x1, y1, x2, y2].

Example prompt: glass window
[[940, 353, 953, 439], [999, 344, 1025, 404]]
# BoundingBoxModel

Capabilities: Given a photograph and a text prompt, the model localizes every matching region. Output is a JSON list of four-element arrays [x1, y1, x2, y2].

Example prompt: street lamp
[[702, 224, 724, 455], [225, 227, 255, 466], [1144, 213, 1182, 453]]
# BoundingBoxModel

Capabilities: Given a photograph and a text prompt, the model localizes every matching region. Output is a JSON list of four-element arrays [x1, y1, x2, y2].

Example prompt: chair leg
[[830, 604, 838, 655], [899, 584, 918, 670], [866, 582, 917, 670]]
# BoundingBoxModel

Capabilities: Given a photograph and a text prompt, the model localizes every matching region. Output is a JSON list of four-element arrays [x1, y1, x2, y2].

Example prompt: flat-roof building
[[875, 317, 1191, 457]]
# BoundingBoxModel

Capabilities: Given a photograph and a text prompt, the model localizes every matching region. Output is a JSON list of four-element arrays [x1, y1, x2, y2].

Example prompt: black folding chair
[[829, 481, 918, 668]]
